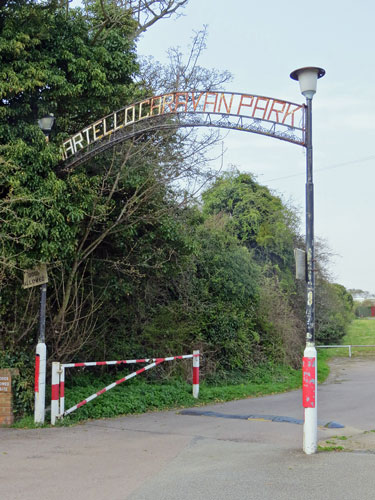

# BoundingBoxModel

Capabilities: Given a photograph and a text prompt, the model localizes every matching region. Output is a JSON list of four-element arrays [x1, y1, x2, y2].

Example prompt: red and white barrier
[[51, 362, 60, 425], [193, 349, 199, 399], [51, 351, 200, 425], [62, 354, 197, 368]]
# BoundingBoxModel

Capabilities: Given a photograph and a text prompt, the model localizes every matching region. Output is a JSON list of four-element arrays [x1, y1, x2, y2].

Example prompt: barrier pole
[[60, 365, 65, 415], [34, 342, 47, 424], [51, 362, 60, 425], [193, 350, 199, 399]]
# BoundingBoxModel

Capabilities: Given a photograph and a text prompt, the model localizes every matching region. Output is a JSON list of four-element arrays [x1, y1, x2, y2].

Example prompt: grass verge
[[317, 445, 344, 452]]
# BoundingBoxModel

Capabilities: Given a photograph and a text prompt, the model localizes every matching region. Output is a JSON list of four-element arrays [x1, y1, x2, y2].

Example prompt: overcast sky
[[134, 0, 375, 294], [72, 0, 375, 294]]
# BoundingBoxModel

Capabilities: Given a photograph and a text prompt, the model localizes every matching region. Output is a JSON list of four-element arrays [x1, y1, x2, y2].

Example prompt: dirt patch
[[323, 356, 375, 385], [323, 357, 352, 385]]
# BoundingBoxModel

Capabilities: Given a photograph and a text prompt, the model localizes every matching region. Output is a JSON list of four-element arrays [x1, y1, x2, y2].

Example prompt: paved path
[[1, 357, 375, 499]]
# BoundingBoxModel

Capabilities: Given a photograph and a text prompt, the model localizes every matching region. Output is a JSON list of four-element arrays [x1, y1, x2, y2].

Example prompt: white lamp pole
[[290, 67, 325, 454], [34, 114, 55, 424]]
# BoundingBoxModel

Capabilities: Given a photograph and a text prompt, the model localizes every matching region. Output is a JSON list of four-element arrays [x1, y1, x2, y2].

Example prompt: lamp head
[[37, 114, 55, 135], [290, 67, 325, 99]]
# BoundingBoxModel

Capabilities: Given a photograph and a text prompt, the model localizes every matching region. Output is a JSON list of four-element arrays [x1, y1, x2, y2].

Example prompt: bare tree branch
[[83, 0, 188, 42]]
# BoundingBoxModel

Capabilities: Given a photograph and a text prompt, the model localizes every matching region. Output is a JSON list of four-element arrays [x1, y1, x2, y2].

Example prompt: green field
[[318, 318, 375, 358]]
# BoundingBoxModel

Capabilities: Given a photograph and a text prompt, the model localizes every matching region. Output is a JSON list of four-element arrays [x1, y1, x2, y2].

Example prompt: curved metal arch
[[60, 91, 306, 170]]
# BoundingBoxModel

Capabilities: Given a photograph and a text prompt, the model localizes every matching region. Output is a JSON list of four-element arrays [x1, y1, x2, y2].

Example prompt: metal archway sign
[[61, 90, 306, 169]]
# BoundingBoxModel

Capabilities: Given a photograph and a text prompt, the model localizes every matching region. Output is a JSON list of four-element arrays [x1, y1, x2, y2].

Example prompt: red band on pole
[[193, 366, 199, 384], [60, 381, 65, 398], [302, 357, 316, 408], [34, 354, 40, 393], [51, 384, 60, 401]]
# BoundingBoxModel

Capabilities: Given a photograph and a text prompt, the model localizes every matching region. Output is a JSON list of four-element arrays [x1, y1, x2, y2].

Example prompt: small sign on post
[[294, 248, 306, 281], [23, 264, 48, 289]]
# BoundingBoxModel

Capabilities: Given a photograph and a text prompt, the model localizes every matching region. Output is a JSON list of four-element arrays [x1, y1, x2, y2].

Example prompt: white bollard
[[51, 362, 60, 425], [193, 350, 199, 399], [303, 345, 317, 454], [34, 342, 47, 424]]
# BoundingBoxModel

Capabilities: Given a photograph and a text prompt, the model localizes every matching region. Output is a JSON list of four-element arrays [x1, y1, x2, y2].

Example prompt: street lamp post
[[290, 67, 325, 454], [33, 114, 55, 424]]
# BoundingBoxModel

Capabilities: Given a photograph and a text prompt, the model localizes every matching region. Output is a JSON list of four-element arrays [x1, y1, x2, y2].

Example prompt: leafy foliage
[[0, 0, 140, 267], [201, 171, 299, 295]]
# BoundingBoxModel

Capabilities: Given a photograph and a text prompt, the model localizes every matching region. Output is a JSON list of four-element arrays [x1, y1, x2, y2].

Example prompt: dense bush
[[315, 283, 354, 344]]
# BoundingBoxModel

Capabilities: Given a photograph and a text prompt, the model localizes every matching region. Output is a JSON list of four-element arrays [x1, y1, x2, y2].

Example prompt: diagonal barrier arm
[[63, 359, 165, 417], [51, 351, 200, 425]]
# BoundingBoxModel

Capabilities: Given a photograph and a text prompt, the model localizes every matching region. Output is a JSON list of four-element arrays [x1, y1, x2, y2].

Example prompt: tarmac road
[[1, 357, 375, 500]]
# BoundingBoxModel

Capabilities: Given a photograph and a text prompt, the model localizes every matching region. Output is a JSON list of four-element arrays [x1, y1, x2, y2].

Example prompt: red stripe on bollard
[[51, 384, 60, 401], [193, 366, 199, 385], [34, 355, 40, 393], [60, 381, 65, 398], [302, 357, 316, 408]]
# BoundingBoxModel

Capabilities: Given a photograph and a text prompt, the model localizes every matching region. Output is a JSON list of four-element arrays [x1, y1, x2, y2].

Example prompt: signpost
[[24, 265, 48, 424], [23, 264, 48, 289]]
